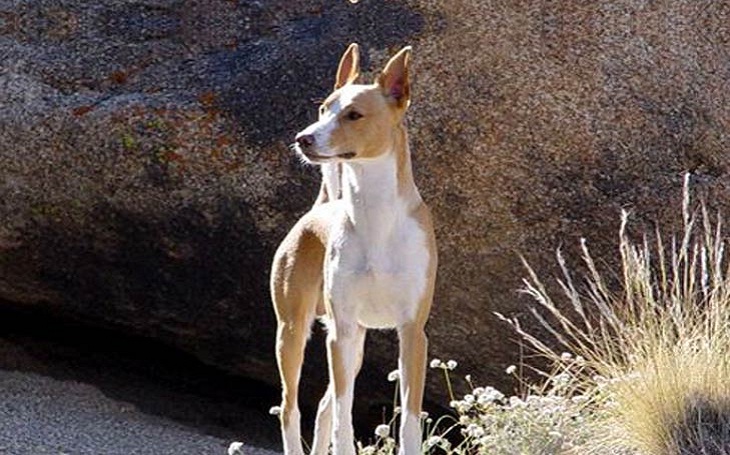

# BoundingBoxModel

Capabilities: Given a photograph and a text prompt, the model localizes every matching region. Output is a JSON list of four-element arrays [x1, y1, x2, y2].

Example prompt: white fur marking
[[399, 412, 421, 455], [327, 152, 429, 329], [282, 408, 304, 455], [321, 163, 341, 199]]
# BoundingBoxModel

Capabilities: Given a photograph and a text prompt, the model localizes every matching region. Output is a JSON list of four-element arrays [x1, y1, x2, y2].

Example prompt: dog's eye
[[346, 111, 363, 121]]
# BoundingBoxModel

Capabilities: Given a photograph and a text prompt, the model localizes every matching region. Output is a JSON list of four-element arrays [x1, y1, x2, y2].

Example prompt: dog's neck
[[341, 124, 421, 230], [315, 163, 342, 204]]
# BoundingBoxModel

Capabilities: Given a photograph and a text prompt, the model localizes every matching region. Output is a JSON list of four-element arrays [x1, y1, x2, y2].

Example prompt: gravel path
[[0, 369, 278, 455], [0, 310, 283, 455]]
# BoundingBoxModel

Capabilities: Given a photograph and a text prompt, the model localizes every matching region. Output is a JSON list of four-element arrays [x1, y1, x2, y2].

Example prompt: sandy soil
[[0, 310, 283, 455], [0, 369, 280, 455]]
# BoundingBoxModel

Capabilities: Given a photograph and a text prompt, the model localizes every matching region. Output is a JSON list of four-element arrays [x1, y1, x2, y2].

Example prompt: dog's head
[[294, 43, 412, 164]]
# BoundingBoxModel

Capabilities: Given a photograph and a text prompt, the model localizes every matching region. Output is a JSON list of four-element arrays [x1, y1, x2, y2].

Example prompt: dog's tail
[[314, 163, 342, 205]]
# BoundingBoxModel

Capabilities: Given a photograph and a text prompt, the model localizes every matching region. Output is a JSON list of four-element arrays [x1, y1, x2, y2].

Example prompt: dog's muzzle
[[295, 133, 315, 151], [293, 133, 356, 162]]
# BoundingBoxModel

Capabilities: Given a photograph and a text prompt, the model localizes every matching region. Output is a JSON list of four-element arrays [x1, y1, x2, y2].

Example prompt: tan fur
[[271, 44, 436, 455], [323, 90, 396, 160]]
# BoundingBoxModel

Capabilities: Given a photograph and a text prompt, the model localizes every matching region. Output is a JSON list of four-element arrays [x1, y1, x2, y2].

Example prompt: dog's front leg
[[327, 322, 366, 455], [397, 323, 428, 455], [312, 324, 366, 455]]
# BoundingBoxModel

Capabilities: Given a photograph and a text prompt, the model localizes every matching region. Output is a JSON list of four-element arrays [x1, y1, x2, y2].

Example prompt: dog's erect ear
[[334, 43, 360, 90], [377, 46, 411, 108]]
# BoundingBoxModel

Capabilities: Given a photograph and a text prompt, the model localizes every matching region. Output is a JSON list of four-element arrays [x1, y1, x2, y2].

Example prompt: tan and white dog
[[270, 43, 437, 455]]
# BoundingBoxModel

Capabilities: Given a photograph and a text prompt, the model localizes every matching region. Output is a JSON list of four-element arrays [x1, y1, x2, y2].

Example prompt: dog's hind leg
[[271, 227, 325, 455], [275, 314, 312, 455]]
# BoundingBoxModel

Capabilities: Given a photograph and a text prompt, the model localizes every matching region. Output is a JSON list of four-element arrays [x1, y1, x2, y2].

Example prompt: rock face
[[1, 0, 729, 416]]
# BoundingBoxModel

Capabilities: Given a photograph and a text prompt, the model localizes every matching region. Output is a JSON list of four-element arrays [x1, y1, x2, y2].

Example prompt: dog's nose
[[296, 134, 314, 150]]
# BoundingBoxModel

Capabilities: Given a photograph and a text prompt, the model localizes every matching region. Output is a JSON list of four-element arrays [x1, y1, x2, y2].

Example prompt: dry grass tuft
[[509, 174, 730, 455]]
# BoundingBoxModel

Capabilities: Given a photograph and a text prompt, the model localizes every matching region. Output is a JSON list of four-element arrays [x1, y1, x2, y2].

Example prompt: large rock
[[409, 0, 730, 397], [1, 0, 729, 417]]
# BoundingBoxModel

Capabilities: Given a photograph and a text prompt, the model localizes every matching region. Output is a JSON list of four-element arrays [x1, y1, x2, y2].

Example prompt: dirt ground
[[0, 308, 283, 455]]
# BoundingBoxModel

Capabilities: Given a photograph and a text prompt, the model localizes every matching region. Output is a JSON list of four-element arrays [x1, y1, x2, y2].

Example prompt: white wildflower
[[374, 424, 390, 438], [560, 352, 573, 361], [227, 442, 245, 455], [426, 436, 441, 448], [387, 369, 400, 382], [446, 360, 458, 370], [539, 396, 567, 415], [454, 399, 473, 413], [268, 406, 281, 416], [419, 411, 429, 420], [505, 364, 517, 375], [593, 375, 608, 386], [478, 435, 493, 446], [430, 358, 443, 369], [552, 372, 571, 386], [479, 413, 495, 426], [479, 386, 504, 404], [464, 423, 485, 438], [509, 396, 525, 408], [425, 435, 451, 450]]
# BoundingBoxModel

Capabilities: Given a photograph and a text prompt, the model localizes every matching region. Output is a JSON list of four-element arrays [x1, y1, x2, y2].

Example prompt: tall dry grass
[[510, 174, 730, 454]]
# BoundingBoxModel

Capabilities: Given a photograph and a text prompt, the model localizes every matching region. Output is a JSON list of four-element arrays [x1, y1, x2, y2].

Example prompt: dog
[[270, 43, 437, 455]]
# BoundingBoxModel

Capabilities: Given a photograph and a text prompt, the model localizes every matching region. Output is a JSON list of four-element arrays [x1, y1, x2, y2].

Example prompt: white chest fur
[[324, 154, 430, 329], [327, 215, 429, 328]]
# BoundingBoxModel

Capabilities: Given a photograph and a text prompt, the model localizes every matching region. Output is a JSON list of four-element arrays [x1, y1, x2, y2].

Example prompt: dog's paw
[[227, 441, 245, 455]]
